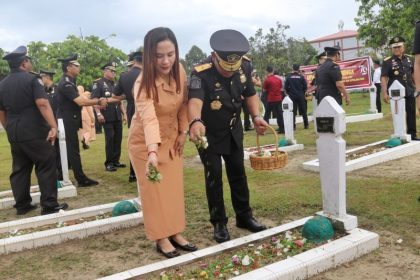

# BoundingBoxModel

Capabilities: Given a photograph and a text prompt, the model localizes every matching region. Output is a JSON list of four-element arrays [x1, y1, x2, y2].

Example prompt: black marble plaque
[[316, 117, 335, 133], [283, 103, 289, 110], [390, 89, 400, 97]]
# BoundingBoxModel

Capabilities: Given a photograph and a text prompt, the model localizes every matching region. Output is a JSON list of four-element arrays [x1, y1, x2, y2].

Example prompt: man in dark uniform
[[316, 46, 351, 106], [40, 69, 62, 180], [57, 54, 105, 187], [113, 51, 143, 181], [188, 29, 268, 243], [285, 64, 308, 129], [91, 62, 126, 172], [381, 36, 418, 140], [310, 51, 326, 101], [0, 46, 68, 215], [414, 21, 420, 100]]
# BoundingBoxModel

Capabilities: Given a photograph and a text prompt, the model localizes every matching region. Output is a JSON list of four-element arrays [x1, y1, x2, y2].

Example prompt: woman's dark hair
[[138, 27, 180, 102]]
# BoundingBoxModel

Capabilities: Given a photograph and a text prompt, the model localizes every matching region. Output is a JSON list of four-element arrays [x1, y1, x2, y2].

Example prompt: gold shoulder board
[[194, 63, 212, 72]]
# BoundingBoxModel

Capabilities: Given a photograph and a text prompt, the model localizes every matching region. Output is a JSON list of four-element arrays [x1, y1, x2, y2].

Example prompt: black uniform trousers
[[62, 114, 87, 183], [292, 96, 308, 128], [93, 110, 103, 134], [54, 138, 63, 181], [405, 96, 417, 138], [264, 101, 284, 132], [127, 101, 136, 177], [375, 83, 382, 113], [10, 139, 58, 210], [198, 138, 252, 225], [103, 121, 123, 166]]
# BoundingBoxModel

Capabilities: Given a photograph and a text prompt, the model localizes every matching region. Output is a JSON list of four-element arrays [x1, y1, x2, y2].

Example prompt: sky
[[0, 0, 360, 58]]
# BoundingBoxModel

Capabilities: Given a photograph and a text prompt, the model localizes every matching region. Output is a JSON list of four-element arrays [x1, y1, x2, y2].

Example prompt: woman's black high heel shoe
[[156, 243, 180, 258], [169, 238, 198, 252]]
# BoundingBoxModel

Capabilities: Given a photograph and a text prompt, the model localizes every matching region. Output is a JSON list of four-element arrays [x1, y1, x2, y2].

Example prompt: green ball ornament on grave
[[278, 137, 288, 147], [385, 137, 402, 148], [112, 200, 138, 217], [302, 216, 334, 243]]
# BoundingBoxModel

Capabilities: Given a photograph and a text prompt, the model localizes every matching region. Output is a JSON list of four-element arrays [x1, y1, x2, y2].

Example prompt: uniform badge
[[240, 74, 246, 83], [394, 37, 399, 42], [189, 76, 201, 89], [215, 82, 221, 88], [210, 100, 222, 110], [105, 91, 111, 97], [394, 71, 399, 75]]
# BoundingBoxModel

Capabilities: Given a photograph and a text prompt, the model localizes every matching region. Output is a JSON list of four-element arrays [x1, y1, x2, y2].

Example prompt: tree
[[27, 35, 127, 89], [0, 48, 9, 80], [184, 45, 207, 74], [248, 22, 316, 76], [355, 0, 420, 53]]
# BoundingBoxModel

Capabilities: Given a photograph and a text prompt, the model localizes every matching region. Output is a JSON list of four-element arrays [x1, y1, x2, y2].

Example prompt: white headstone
[[369, 85, 378, 113], [282, 96, 296, 144], [58, 119, 71, 186], [388, 80, 411, 142], [314, 96, 357, 231]]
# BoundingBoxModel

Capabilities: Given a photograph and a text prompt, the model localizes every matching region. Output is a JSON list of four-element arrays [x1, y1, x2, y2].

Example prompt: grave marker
[[282, 96, 296, 145], [314, 96, 357, 230], [388, 80, 410, 142]]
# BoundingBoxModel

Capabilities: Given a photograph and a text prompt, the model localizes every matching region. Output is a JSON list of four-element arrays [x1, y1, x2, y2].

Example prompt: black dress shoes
[[78, 178, 99, 187], [128, 174, 137, 182], [411, 136, 420, 141], [156, 243, 180, 258], [105, 164, 117, 172], [213, 223, 230, 243], [169, 238, 198, 252], [16, 204, 38, 215], [236, 217, 267, 233], [81, 140, 89, 150], [41, 203, 69, 215], [114, 162, 126, 168]]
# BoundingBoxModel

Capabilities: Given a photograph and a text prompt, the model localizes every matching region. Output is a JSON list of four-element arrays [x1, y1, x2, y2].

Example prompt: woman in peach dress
[[128, 27, 197, 258], [77, 86, 95, 149]]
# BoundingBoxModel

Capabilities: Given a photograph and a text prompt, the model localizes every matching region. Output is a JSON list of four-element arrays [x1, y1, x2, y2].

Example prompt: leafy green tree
[[0, 48, 9, 80], [184, 45, 207, 74], [248, 22, 316, 76], [355, 0, 420, 53], [27, 35, 127, 89]]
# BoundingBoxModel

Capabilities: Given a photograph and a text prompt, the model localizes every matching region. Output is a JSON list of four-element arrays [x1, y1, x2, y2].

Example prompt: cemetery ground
[[0, 93, 419, 280]]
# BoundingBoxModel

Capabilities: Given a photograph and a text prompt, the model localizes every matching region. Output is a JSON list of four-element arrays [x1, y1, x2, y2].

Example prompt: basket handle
[[256, 125, 279, 154]]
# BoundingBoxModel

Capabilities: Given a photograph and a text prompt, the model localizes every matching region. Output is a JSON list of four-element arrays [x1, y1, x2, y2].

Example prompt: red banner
[[300, 56, 371, 89]]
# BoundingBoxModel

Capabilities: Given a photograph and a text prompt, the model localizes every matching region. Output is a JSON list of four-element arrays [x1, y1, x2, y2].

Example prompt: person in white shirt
[[372, 59, 382, 112]]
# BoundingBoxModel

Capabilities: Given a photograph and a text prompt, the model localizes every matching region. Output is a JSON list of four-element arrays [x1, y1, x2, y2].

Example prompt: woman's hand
[[174, 132, 187, 156], [145, 152, 158, 177]]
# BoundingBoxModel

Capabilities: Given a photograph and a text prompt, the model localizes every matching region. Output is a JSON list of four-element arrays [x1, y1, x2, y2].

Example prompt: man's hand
[[345, 96, 351, 106], [98, 98, 108, 107], [46, 127, 57, 145], [97, 114, 105, 124], [253, 116, 268, 135], [383, 92, 390, 103], [189, 121, 205, 142]]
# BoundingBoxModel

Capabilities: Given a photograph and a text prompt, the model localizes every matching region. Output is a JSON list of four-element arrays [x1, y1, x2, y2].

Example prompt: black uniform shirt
[[0, 70, 50, 143], [91, 77, 122, 122], [316, 58, 343, 104], [381, 54, 414, 96], [46, 84, 58, 118], [57, 75, 80, 115], [414, 20, 420, 54], [188, 57, 256, 154], [114, 66, 141, 126], [285, 71, 307, 100]]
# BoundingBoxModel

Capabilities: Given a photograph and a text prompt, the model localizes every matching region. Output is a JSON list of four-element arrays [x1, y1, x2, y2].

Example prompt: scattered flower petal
[[396, 238, 403, 244], [241, 255, 251, 266]]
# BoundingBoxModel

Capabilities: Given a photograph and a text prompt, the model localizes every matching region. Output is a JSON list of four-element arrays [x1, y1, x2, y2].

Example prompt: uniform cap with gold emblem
[[324, 46, 341, 56], [210, 29, 250, 72], [389, 36, 405, 48], [101, 61, 117, 71], [2, 45, 31, 63], [40, 69, 56, 78], [57, 53, 80, 67]]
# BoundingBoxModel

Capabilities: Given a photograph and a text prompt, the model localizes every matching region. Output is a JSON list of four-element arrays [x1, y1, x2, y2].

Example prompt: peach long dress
[[128, 65, 188, 241]]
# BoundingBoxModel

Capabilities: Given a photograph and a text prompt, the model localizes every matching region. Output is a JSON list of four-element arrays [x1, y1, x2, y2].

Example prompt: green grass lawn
[[0, 93, 418, 279]]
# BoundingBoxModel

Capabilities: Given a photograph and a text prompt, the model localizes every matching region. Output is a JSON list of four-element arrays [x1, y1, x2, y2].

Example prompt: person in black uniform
[[40, 69, 62, 180], [57, 54, 105, 187], [285, 64, 308, 129], [188, 29, 268, 243], [381, 36, 418, 140], [91, 62, 126, 172], [316, 46, 351, 106], [112, 51, 143, 181], [414, 21, 420, 100], [0, 46, 68, 215], [310, 51, 326, 102]]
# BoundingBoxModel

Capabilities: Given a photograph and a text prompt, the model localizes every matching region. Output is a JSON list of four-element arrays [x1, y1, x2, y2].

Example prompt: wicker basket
[[249, 126, 288, 170]]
